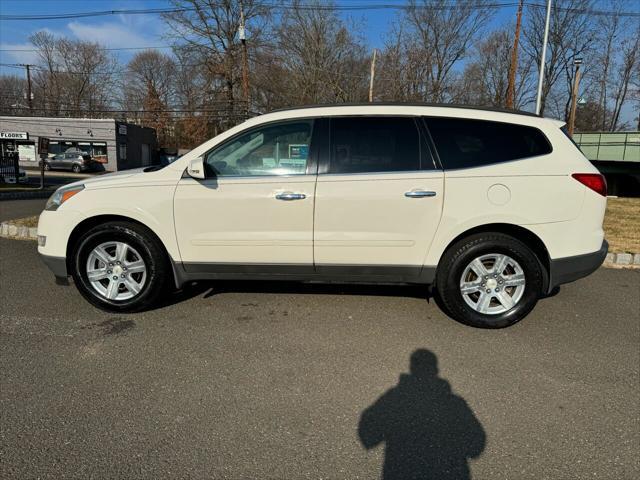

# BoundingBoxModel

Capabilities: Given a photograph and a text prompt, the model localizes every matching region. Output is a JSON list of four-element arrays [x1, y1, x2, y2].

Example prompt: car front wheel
[[72, 164, 81, 173], [71, 222, 169, 312], [435, 233, 544, 328]]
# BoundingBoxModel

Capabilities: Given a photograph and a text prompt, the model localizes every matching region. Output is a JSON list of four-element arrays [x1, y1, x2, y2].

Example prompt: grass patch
[[604, 197, 640, 253], [0, 183, 43, 192], [6, 215, 38, 228]]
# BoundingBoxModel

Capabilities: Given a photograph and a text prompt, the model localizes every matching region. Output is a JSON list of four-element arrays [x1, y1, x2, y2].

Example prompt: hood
[[60, 167, 147, 190]]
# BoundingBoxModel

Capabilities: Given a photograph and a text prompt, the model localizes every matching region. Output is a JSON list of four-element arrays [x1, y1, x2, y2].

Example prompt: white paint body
[[38, 105, 606, 281]]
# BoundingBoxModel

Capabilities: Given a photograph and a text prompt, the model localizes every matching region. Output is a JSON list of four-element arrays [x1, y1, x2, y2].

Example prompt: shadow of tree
[[359, 349, 486, 479]]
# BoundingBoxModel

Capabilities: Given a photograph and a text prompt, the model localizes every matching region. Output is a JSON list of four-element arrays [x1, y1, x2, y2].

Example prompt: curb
[[0, 221, 38, 240], [0, 189, 54, 201], [605, 252, 640, 267], [1, 220, 639, 268]]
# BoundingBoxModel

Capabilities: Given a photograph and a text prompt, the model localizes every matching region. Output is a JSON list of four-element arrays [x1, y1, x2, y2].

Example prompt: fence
[[573, 132, 640, 163], [0, 151, 20, 183]]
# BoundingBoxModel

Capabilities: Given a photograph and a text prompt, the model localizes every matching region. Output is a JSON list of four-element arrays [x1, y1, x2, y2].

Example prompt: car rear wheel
[[43, 162, 51, 171], [435, 233, 544, 328], [72, 164, 81, 173], [71, 222, 169, 312]]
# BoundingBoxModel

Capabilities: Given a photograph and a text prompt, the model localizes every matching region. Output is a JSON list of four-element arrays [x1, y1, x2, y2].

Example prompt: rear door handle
[[405, 190, 436, 198], [275, 192, 306, 201]]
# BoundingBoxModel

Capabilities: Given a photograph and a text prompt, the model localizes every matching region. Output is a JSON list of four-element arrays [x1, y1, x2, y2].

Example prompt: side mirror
[[187, 156, 205, 179]]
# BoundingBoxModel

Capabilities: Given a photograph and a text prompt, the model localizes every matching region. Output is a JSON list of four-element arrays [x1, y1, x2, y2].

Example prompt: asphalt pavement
[[0, 208, 638, 479], [0, 199, 46, 222]]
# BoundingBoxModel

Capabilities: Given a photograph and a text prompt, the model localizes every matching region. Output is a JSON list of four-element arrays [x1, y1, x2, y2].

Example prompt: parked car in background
[[37, 104, 608, 328], [41, 151, 96, 173], [158, 152, 181, 166]]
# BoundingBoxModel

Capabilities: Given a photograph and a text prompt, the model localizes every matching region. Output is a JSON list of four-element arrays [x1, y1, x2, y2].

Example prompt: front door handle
[[405, 190, 436, 198], [275, 192, 306, 201]]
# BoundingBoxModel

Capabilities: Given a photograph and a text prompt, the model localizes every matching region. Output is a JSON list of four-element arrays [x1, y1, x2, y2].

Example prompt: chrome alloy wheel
[[86, 241, 147, 301], [459, 253, 526, 315]]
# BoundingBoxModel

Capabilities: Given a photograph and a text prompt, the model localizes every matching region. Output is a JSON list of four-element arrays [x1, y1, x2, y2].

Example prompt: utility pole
[[535, 0, 552, 115], [506, 0, 524, 109], [238, 0, 250, 117], [567, 58, 583, 136], [368, 48, 377, 103], [20, 64, 34, 112]]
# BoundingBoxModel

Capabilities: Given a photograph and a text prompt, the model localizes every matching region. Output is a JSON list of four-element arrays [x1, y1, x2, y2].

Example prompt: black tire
[[71, 164, 81, 173], [435, 233, 544, 328], [70, 222, 170, 312], [44, 162, 51, 171]]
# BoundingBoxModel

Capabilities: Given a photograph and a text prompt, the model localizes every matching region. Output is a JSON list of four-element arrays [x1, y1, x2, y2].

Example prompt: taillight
[[572, 173, 607, 197]]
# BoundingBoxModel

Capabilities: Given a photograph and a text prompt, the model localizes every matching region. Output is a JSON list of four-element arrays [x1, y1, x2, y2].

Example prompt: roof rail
[[268, 102, 541, 118]]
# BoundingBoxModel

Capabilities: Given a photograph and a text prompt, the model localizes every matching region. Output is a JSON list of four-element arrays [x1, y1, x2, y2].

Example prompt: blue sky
[[0, 0, 523, 66]]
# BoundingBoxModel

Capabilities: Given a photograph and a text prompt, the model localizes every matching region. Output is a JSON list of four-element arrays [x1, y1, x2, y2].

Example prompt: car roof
[[268, 102, 540, 118], [242, 102, 562, 130]]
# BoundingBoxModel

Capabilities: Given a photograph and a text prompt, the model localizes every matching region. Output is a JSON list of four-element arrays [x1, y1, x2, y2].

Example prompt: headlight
[[45, 184, 84, 211]]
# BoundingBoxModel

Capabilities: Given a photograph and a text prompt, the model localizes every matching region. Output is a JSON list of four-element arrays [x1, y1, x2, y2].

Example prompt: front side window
[[205, 120, 313, 177], [426, 118, 552, 170], [329, 117, 421, 174]]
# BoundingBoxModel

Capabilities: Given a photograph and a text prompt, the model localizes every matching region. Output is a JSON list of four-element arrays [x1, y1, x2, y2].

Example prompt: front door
[[174, 119, 317, 275], [313, 116, 444, 280]]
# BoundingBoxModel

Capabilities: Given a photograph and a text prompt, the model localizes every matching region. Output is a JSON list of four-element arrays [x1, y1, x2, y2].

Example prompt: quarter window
[[329, 117, 422, 174], [205, 121, 313, 177], [426, 118, 551, 170]]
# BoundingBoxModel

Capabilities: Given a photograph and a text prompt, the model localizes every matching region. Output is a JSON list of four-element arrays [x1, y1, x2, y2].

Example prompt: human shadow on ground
[[358, 349, 486, 480]]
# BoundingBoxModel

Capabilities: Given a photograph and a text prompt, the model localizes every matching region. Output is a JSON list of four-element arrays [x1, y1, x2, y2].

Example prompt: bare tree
[[608, 31, 639, 130], [29, 31, 118, 117], [263, 0, 368, 106], [123, 50, 177, 144], [522, 0, 597, 118], [594, 6, 623, 129], [172, 48, 214, 147], [0, 75, 28, 115], [376, 25, 432, 102], [163, 0, 269, 126], [454, 29, 534, 108], [404, 0, 492, 102]]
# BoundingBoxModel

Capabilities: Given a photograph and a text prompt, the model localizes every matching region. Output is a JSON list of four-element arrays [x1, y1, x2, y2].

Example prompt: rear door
[[313, 116, 444, 280]]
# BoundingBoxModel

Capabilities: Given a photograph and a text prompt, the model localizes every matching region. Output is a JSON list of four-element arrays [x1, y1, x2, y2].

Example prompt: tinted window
[[426, 118, 551, 170], [205, 121, 313, 177], [329, 117, 421, 174]]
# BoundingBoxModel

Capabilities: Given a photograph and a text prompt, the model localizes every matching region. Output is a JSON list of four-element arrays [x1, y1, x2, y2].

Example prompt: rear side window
[[426, 118, 551, 170], [329, 117, 421, 174]]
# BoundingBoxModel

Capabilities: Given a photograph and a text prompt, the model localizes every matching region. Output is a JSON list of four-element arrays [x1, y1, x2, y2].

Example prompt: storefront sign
[[118, 124, 127, 135], [0, 131, 28, 140]]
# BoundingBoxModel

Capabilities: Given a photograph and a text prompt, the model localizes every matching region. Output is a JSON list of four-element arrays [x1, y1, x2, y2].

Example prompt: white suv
[[37, 104, 608, 328]]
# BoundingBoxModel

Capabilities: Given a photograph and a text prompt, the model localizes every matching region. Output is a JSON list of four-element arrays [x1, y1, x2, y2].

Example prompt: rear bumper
[[548, 240, 608, 292]]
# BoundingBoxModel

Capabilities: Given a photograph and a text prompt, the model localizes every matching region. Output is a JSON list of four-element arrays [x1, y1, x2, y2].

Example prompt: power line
[[0, 46, 174, 53], [0, 2, 638, 20]]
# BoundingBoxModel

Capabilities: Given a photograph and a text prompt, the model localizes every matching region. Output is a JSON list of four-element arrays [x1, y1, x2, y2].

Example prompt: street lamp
[[568, 57, 584, 136]]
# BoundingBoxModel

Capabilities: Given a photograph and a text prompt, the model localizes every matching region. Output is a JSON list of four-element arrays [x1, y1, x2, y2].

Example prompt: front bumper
[[40, 253, 69, 284], [548, 240, 608, 292]]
